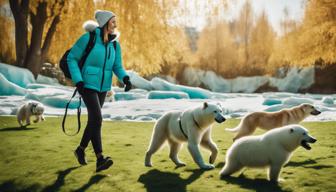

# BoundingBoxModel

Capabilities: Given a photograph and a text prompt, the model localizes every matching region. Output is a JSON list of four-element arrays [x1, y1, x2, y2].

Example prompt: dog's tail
[[225, 120, 243, 132], [225, 126, 240, 132]]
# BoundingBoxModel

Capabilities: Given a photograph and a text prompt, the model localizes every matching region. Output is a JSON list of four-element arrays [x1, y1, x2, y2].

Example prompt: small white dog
[[17, 101, 45, 127], [106, 90, 115, 102]]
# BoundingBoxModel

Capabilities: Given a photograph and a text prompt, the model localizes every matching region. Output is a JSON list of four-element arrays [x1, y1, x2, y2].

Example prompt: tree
[[236, 1, 254, 66], [196, 20, 239, 77], [271, 0, 336, 68], [9, 0, 66, 78], [280, 6, 298, 36], [48, 0, 95, 65], [290, 0, 336, 66], [0, 1, 15, 64], [97, 0, 190, 76], [249, 10, 276, 73], [269, 7, 299, 70], [8, 0, 28, 67]]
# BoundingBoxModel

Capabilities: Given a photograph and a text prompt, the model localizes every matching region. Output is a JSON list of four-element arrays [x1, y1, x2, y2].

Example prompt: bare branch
[[41, 15, 60, 61]]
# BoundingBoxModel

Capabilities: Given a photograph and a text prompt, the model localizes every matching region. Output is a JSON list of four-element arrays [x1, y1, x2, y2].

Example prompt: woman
[[67, 10, 132, 172]]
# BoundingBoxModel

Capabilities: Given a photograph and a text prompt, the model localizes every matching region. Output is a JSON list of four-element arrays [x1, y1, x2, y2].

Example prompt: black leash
[[62, 89, 81, 136], [178, 114, 201, 139], [192, 115, 200, 129], [61, 31, 96, 136], [178, 117, 188, 139]]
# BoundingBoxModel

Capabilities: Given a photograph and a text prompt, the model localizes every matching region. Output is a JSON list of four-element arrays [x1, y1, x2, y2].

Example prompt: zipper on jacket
[[100, 44, 108, 91], [108, 46, 111, 59]]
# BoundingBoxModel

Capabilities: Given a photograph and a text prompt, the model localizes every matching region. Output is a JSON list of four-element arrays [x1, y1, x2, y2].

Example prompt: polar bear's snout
[[215, 113, 226, 123], [301, 134, 317, 150]]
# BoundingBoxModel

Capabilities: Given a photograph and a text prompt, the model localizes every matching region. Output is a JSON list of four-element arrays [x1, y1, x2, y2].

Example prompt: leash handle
[[62, 89, 81, 136]]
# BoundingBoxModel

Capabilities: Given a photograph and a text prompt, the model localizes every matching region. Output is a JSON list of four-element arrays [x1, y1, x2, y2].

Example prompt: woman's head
[[104, 17, 117, 34], [95, 10, 117, 42]]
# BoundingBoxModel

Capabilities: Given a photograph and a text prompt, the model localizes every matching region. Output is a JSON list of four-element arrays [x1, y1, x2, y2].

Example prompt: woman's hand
[[123, 76, 132, 92], [76, 81, 85, 95]]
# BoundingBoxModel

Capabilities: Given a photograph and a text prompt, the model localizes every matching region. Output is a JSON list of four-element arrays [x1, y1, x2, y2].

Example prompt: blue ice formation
[[147, 91, 190, 99]]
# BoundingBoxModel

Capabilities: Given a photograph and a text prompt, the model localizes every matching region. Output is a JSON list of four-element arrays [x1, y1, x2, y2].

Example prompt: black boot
[[74, 146, 87, 165], [96, 156, 113, 172]]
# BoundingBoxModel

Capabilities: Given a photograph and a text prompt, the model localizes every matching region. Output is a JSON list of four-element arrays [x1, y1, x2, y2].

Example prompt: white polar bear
[[145, 102, 226, 170], [220, 124, 316, 182]]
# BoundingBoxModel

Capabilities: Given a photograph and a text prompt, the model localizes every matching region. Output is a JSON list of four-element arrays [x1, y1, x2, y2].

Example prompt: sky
[[170, 0, 306, 35]]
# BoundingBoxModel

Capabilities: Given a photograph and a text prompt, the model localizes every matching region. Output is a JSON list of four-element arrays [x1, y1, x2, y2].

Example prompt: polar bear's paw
[[276, 178, 285, 183], [270, 178, 285, 184], [175, 162, 186, 167], [209, 155, 217, 164], [200, 164, 215, 170]]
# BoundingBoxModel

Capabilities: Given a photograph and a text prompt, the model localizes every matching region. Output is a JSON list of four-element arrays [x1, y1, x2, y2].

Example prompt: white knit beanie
[[95, 10, 115, 28]]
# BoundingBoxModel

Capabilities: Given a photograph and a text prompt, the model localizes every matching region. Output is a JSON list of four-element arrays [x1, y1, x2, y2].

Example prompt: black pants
[[80, 88, 107, 155]]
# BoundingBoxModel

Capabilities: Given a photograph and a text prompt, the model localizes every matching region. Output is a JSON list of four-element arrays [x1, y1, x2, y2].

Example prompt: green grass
[[0, 116, 335, 192]]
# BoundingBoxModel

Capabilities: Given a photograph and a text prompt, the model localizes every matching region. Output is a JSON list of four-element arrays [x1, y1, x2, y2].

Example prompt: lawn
[[0, 116, 335, 192]]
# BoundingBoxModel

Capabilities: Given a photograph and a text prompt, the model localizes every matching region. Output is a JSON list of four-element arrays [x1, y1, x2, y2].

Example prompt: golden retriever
[[226, 104, 320, 141]]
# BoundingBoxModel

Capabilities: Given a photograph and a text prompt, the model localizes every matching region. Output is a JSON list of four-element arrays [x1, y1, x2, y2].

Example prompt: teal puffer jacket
[[67, 27, 127, 92]]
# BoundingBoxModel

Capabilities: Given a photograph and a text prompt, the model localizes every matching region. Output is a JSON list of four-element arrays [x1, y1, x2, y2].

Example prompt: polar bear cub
[[145, 102, 226, 170], [17, 101, 45, 127], [220, 124, 316, 182]]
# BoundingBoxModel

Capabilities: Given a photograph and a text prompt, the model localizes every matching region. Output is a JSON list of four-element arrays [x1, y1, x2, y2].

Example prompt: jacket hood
[[83, 20, 120, 42]]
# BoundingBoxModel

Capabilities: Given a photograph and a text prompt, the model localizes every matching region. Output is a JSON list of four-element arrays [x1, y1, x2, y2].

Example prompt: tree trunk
[[10, 0, 65, 78], [9, 0, 29, 67], [41, 0, 65, 63], [244, 7, 249, 67], [25, 1, 47, 78], [41, 15, 60, 64]]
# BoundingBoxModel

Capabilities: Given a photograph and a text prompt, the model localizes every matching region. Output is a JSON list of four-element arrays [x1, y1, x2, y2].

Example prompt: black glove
[[76, 81, 85, 95], [123, 76, 132, 92]]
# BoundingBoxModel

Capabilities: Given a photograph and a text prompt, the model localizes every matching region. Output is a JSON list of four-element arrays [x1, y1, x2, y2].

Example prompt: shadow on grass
[[285, 159, 317, 167], [0, 180, 41, 192], [0, 127, 37, 132], [285, 159, 334, 169], [42, 166, 80, 192], [138, 169, 205, 192], [303, 165, 334, 169], [216, 162, 225, 168], [0, 166, 106, 192], [221, 174, 288, 192], [0, 167, 79, 192], [73, 174, 107, 192]]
